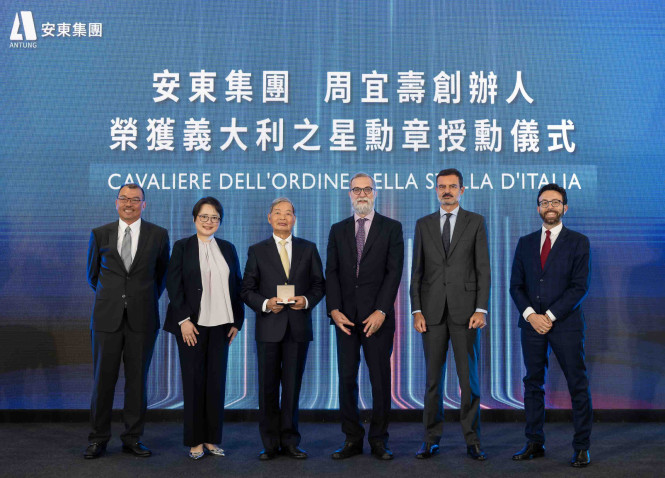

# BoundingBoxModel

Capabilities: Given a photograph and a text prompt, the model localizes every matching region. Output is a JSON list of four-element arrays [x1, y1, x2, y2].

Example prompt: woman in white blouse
[[164, 197, 245, 459]]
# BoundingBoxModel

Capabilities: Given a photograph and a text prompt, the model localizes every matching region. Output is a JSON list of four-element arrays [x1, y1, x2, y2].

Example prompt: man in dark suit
[[510, 183, 592, 468], [241, 197, 325, 460], [410, 168, 490, 461], [326, 173, 404, 461], [85, 183, 170, 459]]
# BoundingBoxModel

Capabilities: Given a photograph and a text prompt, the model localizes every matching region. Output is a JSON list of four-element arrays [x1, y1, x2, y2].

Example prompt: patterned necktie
[[540, 230, 551, 270], [442, 213, 452, 256], [121, 226, 132, 271], [356, 218, 368, 277], [278, 239, 290, 278]]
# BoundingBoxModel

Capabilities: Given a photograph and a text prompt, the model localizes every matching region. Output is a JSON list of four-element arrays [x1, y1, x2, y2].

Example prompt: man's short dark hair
[[436, 168, 463, 188], [537, 183, 567, 205], [192, 196, 224, 222], [119, 183, 145, 200]]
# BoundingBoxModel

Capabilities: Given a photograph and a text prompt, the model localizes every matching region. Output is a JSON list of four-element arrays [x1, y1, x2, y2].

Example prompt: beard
[[540, 209, 563, 225], [352, 197, 374, 216], [439, 194, 457, 207]]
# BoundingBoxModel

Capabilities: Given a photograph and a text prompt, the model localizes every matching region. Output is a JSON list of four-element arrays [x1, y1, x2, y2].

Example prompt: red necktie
[[540, 230, 551, 270]]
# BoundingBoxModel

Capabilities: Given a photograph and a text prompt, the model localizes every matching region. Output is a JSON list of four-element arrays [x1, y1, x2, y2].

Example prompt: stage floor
[[1, 421, 663, 477]]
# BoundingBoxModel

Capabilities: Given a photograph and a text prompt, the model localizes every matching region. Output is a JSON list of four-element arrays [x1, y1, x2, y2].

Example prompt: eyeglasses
[[538, 199, 563, 208], [350, 187, 374, 195], [198, 214, 221, 223], [117, 196, 143, 204]]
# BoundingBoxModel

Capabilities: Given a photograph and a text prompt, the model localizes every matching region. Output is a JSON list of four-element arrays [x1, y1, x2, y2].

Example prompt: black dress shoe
[[467, 444, 487, 461], [570, 449, 590, 467], [122, 441, 151, 457], [259, 448, 278, 460], [416, 442, 439, 459], [83, 442, 106, 459], [331, 442, 363, 460], [512, 442, 545, 460], [370, 443, 394, 460], [282, 445, 308, 459]]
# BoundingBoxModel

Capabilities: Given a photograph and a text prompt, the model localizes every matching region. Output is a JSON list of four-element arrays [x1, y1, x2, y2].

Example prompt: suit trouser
[[256, 324, 309, 450], [89, 311, 158, 444], [335, 322, 394, 446], [521, 326, 592, 450], [176, 323, 231, 447], [422, 309, 481, 445]]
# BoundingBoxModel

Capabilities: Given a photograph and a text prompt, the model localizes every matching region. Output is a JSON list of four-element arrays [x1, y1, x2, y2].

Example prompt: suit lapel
[[360, 213, 382, 259], [108, 221, 124, 269], [130, 221, 149, 272], [189, 235, 203, 288], [448, 208, 470, 257], [290, 237, 304, 278], [425, 211, 446, 258], [543, 226, 568, 271], [531, 230, 544, 275], [265, 238, 289, 283], [344, 217, 358, 263]]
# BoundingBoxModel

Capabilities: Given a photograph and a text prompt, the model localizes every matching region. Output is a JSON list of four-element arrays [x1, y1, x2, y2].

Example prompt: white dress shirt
[[439, 205, 459, 242], [179, 236, 234, 327], [117, 218, 140, 261], [353, 208, 375, 242], [522, 222, 564, 323], [262, 234, 309, 312]]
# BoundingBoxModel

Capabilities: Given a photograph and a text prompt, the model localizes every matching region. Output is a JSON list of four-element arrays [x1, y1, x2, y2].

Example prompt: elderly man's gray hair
[[270, 197, 295, 214]]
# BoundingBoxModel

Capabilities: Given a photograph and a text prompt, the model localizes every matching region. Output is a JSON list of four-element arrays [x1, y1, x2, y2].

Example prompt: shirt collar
[[354, 208, 375, 223], [119, 218, 141, 233], [440, 205, 460, 218], [273, 234, 293, 245], [542, 222, 563, 237], [198, 234, 215, 243]]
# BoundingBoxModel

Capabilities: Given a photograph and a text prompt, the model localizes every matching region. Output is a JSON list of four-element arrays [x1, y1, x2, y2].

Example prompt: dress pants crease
[[521, 327, 592, 450], [89, 312, 157, 444], [257, 322, 309, 450], [422, 307, 481, 445], [176, 323, 230, 447], [335, 321, 393, 446]]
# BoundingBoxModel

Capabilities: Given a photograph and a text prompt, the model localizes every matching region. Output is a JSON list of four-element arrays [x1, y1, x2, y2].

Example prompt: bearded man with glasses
[[325, 172, 404, 461], [510, 183, 593, 467]]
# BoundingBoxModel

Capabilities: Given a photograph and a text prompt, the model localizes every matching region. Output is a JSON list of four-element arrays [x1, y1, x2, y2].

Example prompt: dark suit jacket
[[87, 220, 170, 333], [410, 208, 490, 326], [325, 212, 404, 328], [510, 226, 590, 332], [241, 237, 325, 343], [163, 235, 245, 335]]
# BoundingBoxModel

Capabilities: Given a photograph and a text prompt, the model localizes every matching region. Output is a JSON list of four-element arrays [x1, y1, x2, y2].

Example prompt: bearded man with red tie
[[510, 183, 593, 468]]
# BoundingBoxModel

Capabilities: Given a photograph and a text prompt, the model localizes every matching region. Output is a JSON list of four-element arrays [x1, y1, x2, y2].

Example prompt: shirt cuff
[[262, 299, 271, 313], [304, 297, 309, 309], [522, 307, 536, 321], [545, 310, 557, 322], [178, 317, 191, 326], [412, 310, 422, 315], [475, 308, 487, 315]]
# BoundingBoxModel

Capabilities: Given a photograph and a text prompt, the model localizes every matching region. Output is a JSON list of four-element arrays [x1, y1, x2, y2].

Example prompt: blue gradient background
[[1, 1, 664, 410]]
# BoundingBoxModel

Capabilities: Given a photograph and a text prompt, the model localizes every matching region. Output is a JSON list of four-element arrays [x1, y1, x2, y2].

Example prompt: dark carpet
[[1, 421, 663, 477]]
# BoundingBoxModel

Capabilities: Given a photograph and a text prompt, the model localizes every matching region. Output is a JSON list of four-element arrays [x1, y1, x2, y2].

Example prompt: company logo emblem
[[10, 11, 37, 41]]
